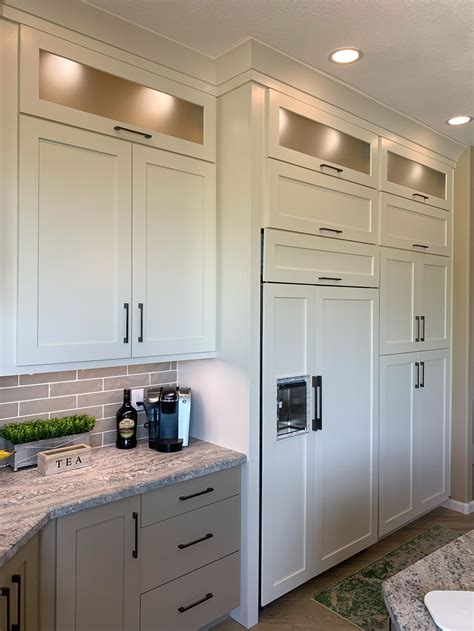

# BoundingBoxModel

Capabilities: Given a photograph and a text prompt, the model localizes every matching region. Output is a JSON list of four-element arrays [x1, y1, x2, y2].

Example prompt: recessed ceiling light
[[446, 115, 473, 126], [329, 48, 363, 64]]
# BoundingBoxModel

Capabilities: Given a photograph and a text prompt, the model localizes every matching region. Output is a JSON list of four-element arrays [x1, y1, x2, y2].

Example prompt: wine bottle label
[[119, 418, 135, 439]]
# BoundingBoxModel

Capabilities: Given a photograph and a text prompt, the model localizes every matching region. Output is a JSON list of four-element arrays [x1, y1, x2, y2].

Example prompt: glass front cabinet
[[19, 26, 216, 161], [380, 139, 453, 211], [267, 90, 379, 189]]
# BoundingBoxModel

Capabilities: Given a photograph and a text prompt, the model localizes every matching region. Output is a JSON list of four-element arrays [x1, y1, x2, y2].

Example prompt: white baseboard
[[443, 498, 474, 514]]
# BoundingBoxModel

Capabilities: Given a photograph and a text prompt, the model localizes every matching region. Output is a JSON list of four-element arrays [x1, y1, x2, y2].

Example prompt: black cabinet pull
[[319, 227, 343, 234], [420, 315, 425, 342], [412, 193, 429, 201], [114, 125, 152, 139], [11, 574, 20, 631], [179, 487, 214, 501], [132, 512, 138, 559], [320, 163, 343, 174], [420, 361, 425, 388], [123, 303, 130, 344], [312, 375, 322, 431], [412, 244, 429, 249], [0, 587, 10, 631], [178, 533, 213, 550], [138, 303, 144, 343], [178, 592, 213, 613], [415, 316, 420, 342], [318, 277, 342, 282], [415, 362, 420, 389]]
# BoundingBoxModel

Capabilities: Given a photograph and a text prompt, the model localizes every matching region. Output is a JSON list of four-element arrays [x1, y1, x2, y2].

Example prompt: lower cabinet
[[379, 350, 450, 537], [0, 536, 39, 631], [40, 467, 241, 631]]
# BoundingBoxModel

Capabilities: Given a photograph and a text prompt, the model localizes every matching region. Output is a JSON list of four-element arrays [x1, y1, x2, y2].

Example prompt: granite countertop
[[0, 439, 245, 568], [383, 530, 474, 630]]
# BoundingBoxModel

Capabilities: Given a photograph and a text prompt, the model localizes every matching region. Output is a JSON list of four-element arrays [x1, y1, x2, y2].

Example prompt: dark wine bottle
[[116, 389, 137, 449]]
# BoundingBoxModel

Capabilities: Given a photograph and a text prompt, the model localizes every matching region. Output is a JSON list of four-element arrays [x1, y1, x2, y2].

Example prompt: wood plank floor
[[214, 507, 474, 630]]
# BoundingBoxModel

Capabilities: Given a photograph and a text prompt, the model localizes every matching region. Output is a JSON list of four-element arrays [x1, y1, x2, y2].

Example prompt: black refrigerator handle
[[312, 376, 322, 431]]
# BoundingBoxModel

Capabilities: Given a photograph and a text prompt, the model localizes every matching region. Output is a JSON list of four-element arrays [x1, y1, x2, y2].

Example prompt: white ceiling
[[87, 0, 474, 145]]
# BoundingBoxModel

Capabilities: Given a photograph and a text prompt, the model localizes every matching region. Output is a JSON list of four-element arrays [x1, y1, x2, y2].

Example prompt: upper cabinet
[[266, 159, 378, 244], [18, 116, 216, 367], [132, 146, 216, 358], [267, 91, 379, 189], [380, 139, 453, 211], [19, 27, 216, 162], [380, 193, 451, 257]]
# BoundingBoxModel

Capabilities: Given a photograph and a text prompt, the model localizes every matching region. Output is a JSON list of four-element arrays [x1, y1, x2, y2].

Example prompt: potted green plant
[[0, 415, 95, 471]]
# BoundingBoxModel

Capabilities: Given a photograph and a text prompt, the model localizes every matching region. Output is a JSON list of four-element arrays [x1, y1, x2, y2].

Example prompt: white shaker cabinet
[[380, 248, 450, 355], [379, 350, 450, 536], [17, 116, 216, 367], [260, 283, 317, 605], [0, 536, 38, 631], [18, 116, 133, 366], [313, 287, 378, 573], [132, 145, 216, 357], [261, 283, 378, 605]]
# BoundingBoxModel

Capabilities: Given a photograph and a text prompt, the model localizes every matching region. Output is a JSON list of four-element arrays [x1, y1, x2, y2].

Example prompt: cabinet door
[[418, 255, 451, 351], [0, 536, 38, 631], [268, 91, 379, 188], [261, 283, 316, 606], [266, 159, 378, 244], [379, 353, 417, 536], [21, 27, 216, 162], [18, 116, 132, 365], [380, 249, 419, 354], [415, 350, 450, 514], [56, 496, 140, 631], [380, 139, 453, 211], [380, 193, 451, 257], [263, 229, 380, 288], [314, 287, 378, 571], [132, 145, 216, 357]]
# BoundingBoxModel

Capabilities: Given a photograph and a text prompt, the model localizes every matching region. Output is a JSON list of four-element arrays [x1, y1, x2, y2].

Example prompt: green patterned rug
[[313, 525, 461, 630]]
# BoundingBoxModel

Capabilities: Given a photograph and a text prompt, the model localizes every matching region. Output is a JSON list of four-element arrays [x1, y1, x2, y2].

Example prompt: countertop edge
[[1, 450, 245, 568]]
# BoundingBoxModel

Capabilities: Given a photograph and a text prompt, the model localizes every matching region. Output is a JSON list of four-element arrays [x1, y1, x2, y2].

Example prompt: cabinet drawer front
[[380, 194, 451, 256], [20, 27, 216, 161], [263, 229, 379, 287], [267, 91, 379, 188], [380, 139, 452, 211], [140, 553, 240, 631], [141, 467, 240, 527], [266, 160, 378, 244], [141, 495, 240, 591]]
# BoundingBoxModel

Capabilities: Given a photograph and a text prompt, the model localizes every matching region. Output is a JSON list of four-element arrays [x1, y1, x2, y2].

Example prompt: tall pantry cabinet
[[259, 86, 454, 604]]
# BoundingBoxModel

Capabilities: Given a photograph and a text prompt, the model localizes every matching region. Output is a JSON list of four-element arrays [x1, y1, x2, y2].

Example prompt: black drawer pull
[[0, 587, 10, 631], [11, 574, 21, 631], [420, 315, 425, 342], [132, 512, 138, 559], [412, 193, 429, 201], [412, 244, 429, 249], [123, 303, 130, 344], [179, 487, 214, 501], [320, 163, 343, 173], [138, 303, 144, 343], [178, 533, 213, 550], [178, 592, 213, 613], [114, 125, 152, 139], [319, 227, 343, 234], [318, 277, 342, 282], [415, 315, 420, 342]]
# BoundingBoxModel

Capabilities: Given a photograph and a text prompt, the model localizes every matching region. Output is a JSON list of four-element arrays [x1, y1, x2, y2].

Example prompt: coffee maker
[[141, 386, 191, 452]]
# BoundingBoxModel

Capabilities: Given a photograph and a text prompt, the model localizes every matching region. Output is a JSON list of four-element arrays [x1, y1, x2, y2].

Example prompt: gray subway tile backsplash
[[0, 363, 179, 448]]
